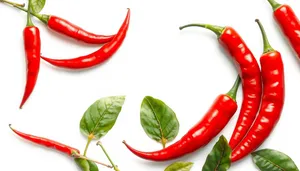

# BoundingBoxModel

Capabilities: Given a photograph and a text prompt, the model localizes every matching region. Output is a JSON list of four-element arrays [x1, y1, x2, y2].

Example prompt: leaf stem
[[83, 134, 94, 156], [0, 0, 24, 7], [97, 141, 120, 171], [162, 137, 167, 149], [73, 153, 113, 168]]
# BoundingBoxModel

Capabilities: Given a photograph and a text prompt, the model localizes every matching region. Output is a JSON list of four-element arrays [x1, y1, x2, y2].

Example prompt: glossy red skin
[[11, 126, 80, 156], [231, 51, 285, 162], [220, 27, 262, 150], [47, 15, 115, 44], [20, 27, 41, 109], [274, 5, 300, 58], [123, 94, 237, 161], [42, 9, 130, 69]]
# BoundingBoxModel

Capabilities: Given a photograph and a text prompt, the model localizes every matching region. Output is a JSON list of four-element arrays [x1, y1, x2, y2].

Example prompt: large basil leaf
[[30, 0, 46, 13], [140, 96, 179, 148], [74, 158, 99, 171], [252, 149, 299, 171], [165, 161, 193, 171], [202, 135, 231, 171], [80, 96, 125, 139]]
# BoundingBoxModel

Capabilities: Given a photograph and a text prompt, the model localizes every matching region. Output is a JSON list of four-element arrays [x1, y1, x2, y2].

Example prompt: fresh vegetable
[[140, 96, 179, 148], [123, 76, 240, 161], [80, 96, 125, 156], [231, 19, 285, 162], [251, 149, 299, 171], [19, 0, 41, 109], [10, 124, 80, 156], [267, 0, 300, 59], [202, 136, 231, 171], [1, 0, 115, 44], [9, 124, 112, 168], [179, 23, 262, 150], [164, 162, 193, 171], [41, 9, 130, 69]]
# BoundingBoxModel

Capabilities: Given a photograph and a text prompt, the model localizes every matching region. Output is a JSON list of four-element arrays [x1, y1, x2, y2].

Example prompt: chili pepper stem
[[255, 19, 275, 54], [25, 0, 33, 27], [0, 0, 24, 7], [73, 153, 113, 169], [179, 24, 224, 37], [1, 0, 49, 24], [226, 76, 241, 101], [83, 134, 94, 156], [97, 141, 120, 171], [267, 0, 282, 11]]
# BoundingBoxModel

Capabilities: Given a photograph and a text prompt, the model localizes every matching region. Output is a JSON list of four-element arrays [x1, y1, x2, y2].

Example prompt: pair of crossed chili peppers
[[1, 0, 130, 109], [123, 0, 295, 163]]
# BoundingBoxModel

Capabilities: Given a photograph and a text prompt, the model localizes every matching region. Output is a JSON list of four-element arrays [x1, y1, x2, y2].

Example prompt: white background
[[0, 0, 299, 170]]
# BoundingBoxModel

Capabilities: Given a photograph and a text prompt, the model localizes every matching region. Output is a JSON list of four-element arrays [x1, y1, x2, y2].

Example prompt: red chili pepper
[[123, 76, 240, 161], [1, 0, 115, 44], [9, 124, 80, 156], [19, 2, 41, 109], [267, 0, 300, 58], [179, 24, 262, 150], [231, 19, 285, 162], [41, 9, 130, 69]]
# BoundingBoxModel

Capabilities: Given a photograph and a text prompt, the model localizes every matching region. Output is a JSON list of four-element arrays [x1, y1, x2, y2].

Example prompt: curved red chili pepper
[[123, 76, 240, 161], [19, 3, 41, 109], [41, 9, 130, 69], [231, 19, 285, 162], [179, 24, 262, 150], [9, 124, 80, 156], [0, 0, 115, 44], [267, 0, 300, 58], [46, 15, 115, 44]]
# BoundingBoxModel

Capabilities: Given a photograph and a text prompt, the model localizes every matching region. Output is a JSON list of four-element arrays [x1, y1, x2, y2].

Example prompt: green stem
[[161, 137, 167, 149], [1, 0, 49, 24], [179, 23, 225, 38], [255, 19, 274, 54], [0, 0, 24, 7], [26, 0, 33, 26], [83, 134, 94, 156], [97, 142, 120, 171], [226, 75, 241, 101], [267, 0, 282, 11]]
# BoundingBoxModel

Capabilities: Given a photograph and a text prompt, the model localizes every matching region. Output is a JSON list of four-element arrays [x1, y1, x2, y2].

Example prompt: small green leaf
[[165, 162, 194, 171], [140, 96, 179, 148], [252, 149, 299, 171], [80, 96, 125, 139], [74, 158, 99, 171], [86, 160, 99, 171], [202, 135, 232, 171], [30, 0, 46, 13]]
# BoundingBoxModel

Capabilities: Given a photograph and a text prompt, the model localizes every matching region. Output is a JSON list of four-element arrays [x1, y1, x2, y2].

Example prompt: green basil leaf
[[202, 135, 231, 171], [252, 149, 299, 171], [165, 161, 193, 171], [30, 0, 46, 13], [74, 158, 99, 171], [80, 96, 125, 139], [140, 96, 179, 148]]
